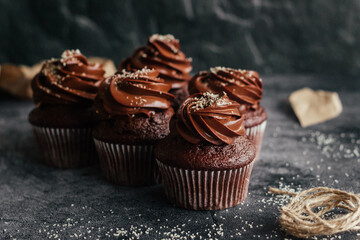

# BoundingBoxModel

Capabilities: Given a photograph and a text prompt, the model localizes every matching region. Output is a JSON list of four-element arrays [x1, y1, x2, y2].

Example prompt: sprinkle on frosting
[[210, 66, 228, 74], [210, 66, 248, 75], [149, 34, 177, 43], [190, 92, 230, 111], [117, 67, 154, 80], [61, 49, 82, 60]]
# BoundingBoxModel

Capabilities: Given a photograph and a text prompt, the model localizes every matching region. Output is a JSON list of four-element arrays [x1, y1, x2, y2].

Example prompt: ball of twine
[[269, 187, 360, 238]]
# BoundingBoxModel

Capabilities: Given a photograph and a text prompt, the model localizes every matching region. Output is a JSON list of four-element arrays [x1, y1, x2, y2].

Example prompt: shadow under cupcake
[[155, 92, 256, 210]]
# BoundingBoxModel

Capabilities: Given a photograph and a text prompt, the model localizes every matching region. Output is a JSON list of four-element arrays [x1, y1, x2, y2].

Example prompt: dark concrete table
[[1, 75, 359, 240]]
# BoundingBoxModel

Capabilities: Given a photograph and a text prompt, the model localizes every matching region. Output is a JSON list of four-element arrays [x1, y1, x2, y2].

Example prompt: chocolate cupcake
[[93, 68, 175, 186], [119, 34, 192, 109], [189, 67, 267, 158], [155, 92, 256, 210], [29, 49, 105, 168]]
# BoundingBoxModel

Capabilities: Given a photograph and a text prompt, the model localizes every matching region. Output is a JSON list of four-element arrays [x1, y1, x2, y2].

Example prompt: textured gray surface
[[1, 0, 360, 76], [0, 74, 360, 239]]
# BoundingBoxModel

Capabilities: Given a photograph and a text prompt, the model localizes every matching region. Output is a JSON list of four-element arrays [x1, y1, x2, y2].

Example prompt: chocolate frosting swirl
[[32, 49, 105, 106], [176, 92, 246, 145], [189, 67, 263, 112], [119, 34, 192, 90], [96, 68, 174, 117]]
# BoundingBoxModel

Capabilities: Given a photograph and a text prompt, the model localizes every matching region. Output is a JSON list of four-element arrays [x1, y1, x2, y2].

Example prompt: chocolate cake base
[[243, 105, 267, 128], [93, 108, 174, 145], [155, 134, 256, 170], [28, 104, 96, 128], [28, 104, 98, 168]]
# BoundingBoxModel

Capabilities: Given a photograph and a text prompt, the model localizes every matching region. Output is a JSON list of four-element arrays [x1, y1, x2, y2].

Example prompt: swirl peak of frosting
[[176, 92, 245, 145], [61, 49, 81, 59], [119, 34, 192, 89], [189, 67, 263, 112], [149, 34, 176, 42], [32, 49, 105, 106], [96, 68, 174, 118]]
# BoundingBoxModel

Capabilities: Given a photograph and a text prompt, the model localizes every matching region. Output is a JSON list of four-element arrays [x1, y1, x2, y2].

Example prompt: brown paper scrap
[[289, 88, 342, 127], [0, 57, 117, 99]]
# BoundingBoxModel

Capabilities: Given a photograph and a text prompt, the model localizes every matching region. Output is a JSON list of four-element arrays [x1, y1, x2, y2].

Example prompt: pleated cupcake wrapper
[[31, 126, 97, 168], [93, 140, 160, 186], [245, 120, 267, 160], [157, 160, 254, 210]]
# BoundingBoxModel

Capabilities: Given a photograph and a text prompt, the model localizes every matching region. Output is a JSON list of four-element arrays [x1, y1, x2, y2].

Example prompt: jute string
[[269, 187, 360, 238]]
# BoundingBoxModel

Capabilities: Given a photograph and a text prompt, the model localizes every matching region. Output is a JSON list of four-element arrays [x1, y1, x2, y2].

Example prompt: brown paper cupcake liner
[[245, 120, 267, 160], [31, 126, 97, 168], [93, 139, 160, 186], [157, 160, 254, 210]]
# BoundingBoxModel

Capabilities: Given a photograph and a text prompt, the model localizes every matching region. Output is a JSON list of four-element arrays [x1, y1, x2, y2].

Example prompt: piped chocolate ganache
[[177, 92, 245, 145], [119, 34, 192, 108], [29, 50, 106, 128], [94, 68, 175, 143], [32, 49, 105, 106], [96, 68, 174, 118], [189, 67, 263, 114]]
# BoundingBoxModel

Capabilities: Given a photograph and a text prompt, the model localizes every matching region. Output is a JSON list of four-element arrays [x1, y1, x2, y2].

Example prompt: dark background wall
[[1, 0, 360, 76]]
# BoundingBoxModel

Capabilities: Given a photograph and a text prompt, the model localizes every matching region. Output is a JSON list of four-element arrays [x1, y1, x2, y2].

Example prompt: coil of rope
[[270, 187, 360, 238]]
